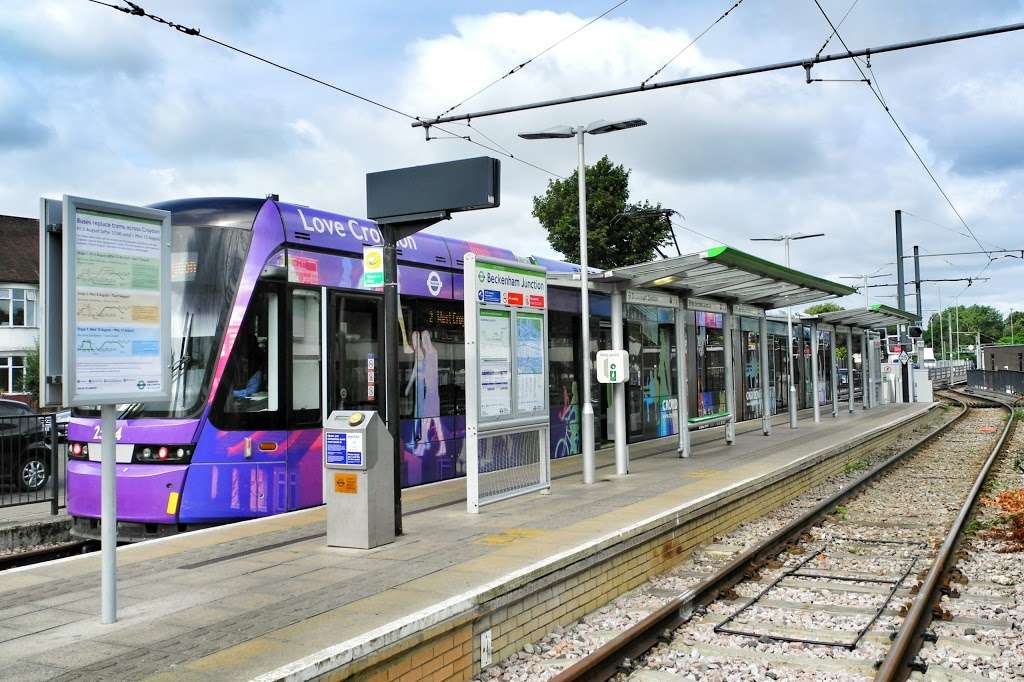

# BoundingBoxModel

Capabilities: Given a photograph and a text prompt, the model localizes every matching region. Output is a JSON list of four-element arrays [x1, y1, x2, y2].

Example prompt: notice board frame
[[62, 195, 172, 407], [464, 253, 550, 512]]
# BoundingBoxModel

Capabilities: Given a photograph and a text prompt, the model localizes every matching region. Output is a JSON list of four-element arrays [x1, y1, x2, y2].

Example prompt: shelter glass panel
[[767, 321, 790, 416], [739, 317, 763, 420], [548, 310, 580, 460], [625, 304, 677, 440], [816, 329, 833, 405], [694, 311, 726, 417]]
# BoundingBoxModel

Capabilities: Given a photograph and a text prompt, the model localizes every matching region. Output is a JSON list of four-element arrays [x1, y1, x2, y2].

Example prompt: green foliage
[[844, 457, 870, 474], [804, 302, 844, 316], [923, 304, 1004, 356], [531, 155, 674, 270], [19, 344, 39, 405]]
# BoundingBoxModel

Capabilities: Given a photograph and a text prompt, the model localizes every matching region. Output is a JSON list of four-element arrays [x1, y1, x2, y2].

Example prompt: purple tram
[[69, 197, 635, 541]]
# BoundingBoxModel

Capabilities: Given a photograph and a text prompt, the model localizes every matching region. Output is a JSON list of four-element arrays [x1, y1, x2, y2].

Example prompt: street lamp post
[[519, 118, 647, 484], [751, 232, 825, 429]]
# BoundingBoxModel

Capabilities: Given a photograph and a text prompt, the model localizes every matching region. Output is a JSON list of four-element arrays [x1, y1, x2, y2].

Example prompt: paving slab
[[0, 403, 932, 681]]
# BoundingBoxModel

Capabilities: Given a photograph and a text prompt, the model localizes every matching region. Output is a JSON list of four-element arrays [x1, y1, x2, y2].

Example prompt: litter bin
[[323, 410, 395, 549]]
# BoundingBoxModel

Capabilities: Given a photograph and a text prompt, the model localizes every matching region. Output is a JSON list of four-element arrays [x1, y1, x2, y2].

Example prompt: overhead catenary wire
[[84, 0, 564, 178], [641, 0, 747, 86], [435, 0, 632, 119], [814, 0, 860, 57], [412, 21, 1024, 127], [809, 0, 994, 258]]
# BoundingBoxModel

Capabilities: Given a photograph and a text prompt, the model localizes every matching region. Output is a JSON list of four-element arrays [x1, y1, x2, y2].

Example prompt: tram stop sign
[[597, 350, 629, 384]]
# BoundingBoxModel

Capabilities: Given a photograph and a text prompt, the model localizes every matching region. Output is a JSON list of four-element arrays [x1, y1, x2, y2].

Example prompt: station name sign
[[474, 262, 546, 308], [626, 289, 679, 308]]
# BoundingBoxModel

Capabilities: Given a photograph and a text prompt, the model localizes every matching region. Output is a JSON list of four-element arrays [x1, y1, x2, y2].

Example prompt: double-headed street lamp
[[750, 232, 825, 429], [519, 118, 647, 485]]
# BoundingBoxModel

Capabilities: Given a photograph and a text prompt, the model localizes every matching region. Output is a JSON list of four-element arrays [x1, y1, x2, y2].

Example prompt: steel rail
[[0, 540, 94, 571], [875, 389, 1018, 680], [552, 398, 968, 682]]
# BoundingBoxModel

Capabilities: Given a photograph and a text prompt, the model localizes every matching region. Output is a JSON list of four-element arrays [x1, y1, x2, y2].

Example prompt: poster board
[[464, 254, 549, 512], [62, 196, 172, 407], [467, 256, 548, 424]]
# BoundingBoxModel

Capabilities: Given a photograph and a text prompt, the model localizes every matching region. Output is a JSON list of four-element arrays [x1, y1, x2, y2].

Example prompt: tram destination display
[[62, 196, 171, 406]]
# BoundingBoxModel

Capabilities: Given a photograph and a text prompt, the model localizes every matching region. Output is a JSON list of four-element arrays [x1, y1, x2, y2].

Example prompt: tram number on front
[[334, 473, 358, 494]]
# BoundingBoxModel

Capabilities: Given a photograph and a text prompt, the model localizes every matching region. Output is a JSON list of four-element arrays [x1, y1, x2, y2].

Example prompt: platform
[[0, 403, 933, 681]]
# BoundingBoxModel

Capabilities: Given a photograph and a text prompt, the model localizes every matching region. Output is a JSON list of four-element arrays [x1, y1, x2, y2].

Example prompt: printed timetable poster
[[515, 313, 545, 414], [478, 309, 512, 418], [65, 198, 171, 405]]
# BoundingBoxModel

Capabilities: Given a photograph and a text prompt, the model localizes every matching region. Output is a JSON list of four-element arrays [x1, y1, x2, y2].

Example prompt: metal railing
[[967, 369, 1024, 397], [0, 413, 64, 515], [928, 362, 970, 388]]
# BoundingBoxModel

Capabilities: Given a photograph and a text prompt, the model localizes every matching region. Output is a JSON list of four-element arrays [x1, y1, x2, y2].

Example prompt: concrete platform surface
[[0, 403, 932, 681]]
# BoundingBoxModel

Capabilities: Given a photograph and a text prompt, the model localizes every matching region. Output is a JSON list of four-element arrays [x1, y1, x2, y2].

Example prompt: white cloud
[[0, 2, 1021, 319]]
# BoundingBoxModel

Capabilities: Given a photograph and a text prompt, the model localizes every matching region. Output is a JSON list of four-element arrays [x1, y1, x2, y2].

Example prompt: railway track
[[0, 540, 95, 571], [530, 392, 1019, 682]]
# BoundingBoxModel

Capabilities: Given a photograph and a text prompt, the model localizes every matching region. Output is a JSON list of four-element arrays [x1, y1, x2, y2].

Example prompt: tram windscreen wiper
[[170, 312, 194, 413]]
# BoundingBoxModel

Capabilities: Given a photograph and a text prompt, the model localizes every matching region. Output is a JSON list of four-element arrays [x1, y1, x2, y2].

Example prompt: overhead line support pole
[[412, 22, 1024, 127]]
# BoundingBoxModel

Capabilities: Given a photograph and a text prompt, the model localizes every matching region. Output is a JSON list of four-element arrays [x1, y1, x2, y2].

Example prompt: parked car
[[56, 408, 71, 442], [0, 399, 52, 492]]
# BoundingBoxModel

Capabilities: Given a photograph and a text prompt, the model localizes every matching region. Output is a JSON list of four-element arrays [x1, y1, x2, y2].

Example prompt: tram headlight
[[69, 442, 89, 459], [133, 444, 193, 464]]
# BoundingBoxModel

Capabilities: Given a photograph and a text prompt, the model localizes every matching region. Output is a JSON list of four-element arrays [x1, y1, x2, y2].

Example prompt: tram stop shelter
[[810, 303, 921, 406], [549, 245, 879, 473]]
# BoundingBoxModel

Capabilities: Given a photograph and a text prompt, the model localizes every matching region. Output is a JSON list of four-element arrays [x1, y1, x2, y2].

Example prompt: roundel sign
[[427, 271, 443, 297]]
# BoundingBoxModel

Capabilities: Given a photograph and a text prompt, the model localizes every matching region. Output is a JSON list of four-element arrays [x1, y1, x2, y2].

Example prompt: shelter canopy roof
[[814, 304, 920, 329], [547, 245, 856, 310]]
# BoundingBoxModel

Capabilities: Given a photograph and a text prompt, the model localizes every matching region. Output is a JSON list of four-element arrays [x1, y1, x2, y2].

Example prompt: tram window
[[224, 288, 280, 416], [399, 301, 465, 420], [291, 289, 321, 426]]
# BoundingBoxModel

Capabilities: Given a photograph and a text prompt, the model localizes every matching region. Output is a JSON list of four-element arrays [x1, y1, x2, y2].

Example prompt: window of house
[[0, 355, 26, 393], [0, 289, 36, 327]]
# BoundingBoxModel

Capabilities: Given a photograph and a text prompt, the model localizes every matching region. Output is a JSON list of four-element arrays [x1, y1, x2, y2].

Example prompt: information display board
[[62, 196, 171, 407], [467, 257, 548, 423], [464, 254, 550, 512]]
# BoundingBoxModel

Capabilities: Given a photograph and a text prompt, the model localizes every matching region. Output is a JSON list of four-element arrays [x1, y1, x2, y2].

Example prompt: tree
[[19, 344, 39, 406], [923, 304, 1003, 357], [804, 302, 844, 316], [532, 155, 674, 270]]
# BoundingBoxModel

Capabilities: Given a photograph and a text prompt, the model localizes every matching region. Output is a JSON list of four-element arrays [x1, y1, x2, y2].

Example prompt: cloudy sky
[[2, 0, 1023, 318]]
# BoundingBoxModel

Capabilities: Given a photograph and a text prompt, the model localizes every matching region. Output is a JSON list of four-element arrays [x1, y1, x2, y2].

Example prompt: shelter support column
[[723, 310, 736, 444], [847, 328, 855, 413], [675, 305, 691, 457], [830, 329, 839, 418], [810, 323, 821, 423], [611, 289, 628, 475], [861, 330, 871, 409], [759, 315, 771, 436]]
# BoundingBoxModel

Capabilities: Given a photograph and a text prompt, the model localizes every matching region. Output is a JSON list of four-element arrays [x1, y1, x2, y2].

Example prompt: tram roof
[[814, 304, 920, 329], [548, 245, 856, 310]]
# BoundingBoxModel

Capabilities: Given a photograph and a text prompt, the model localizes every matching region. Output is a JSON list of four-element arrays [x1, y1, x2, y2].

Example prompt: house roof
[[0, 215, 39, 286]]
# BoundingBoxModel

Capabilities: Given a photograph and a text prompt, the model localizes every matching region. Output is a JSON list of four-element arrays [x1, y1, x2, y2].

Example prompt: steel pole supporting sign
[[62, 196, 172, 624]]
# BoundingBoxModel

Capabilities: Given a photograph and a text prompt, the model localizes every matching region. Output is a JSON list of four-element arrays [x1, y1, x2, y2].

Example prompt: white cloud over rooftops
[[0, 2, 1021, 313]]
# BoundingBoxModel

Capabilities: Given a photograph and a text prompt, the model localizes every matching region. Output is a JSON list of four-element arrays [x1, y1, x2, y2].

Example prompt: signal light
[[69, 442, 89, 459]]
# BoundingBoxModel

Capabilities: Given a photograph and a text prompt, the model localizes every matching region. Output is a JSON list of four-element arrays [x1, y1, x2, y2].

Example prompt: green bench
[[687, 410, 732, 430]]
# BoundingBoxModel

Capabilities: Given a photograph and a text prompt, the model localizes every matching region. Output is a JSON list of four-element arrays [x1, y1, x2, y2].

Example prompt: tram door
[[327, 293, 383, 416]]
